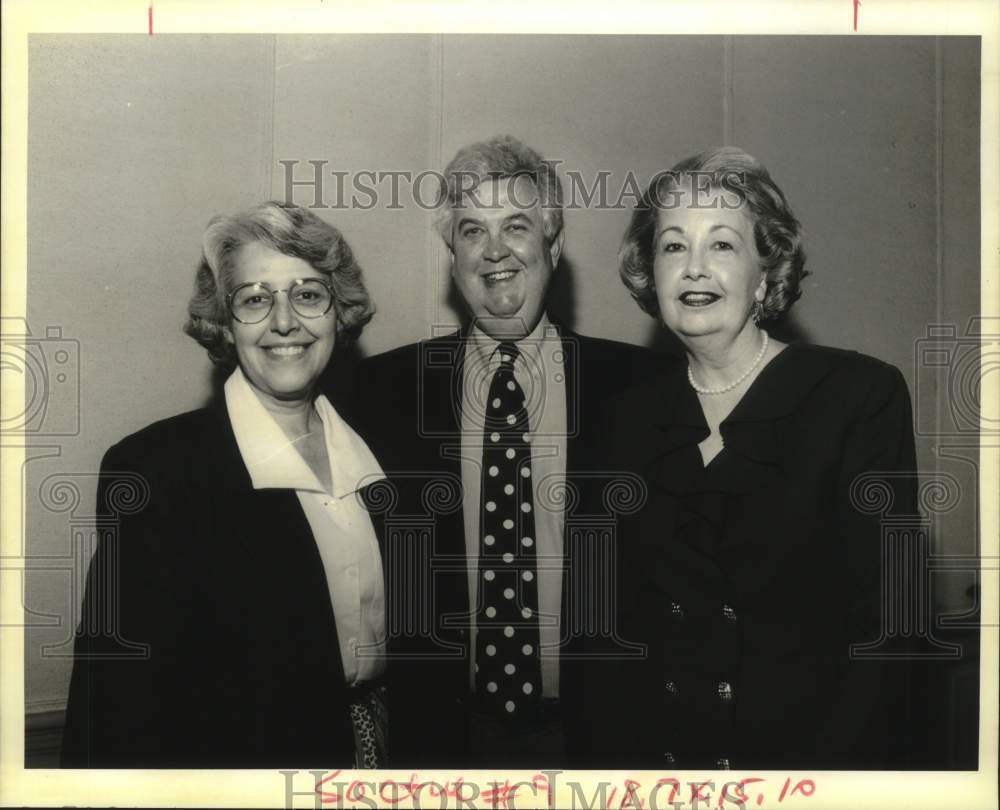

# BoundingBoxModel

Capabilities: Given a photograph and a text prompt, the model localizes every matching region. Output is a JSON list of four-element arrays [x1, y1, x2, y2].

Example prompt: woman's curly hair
[[184, 202, 374, 367], [619, 147, 807, 321]]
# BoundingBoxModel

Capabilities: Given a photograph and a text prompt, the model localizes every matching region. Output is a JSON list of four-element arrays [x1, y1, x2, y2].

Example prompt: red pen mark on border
[[148, 3, 154, 36], [853, 0, 861, 31]]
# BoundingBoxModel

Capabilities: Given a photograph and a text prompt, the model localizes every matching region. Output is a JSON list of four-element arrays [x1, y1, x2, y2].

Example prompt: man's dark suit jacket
[[61, 400, 376, 768], [349, 324, 672, 767], [601, 343, 923, 769]]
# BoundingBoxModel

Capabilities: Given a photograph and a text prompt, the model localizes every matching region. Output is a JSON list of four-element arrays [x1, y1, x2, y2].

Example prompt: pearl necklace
[[688, 330, 770, 395]]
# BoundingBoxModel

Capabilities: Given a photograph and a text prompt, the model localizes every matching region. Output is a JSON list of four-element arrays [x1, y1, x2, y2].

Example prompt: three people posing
[[62, 137, 919, 769]]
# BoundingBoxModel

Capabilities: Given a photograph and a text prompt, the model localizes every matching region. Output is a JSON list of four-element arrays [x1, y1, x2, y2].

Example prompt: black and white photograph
[[1, 1, 997, 808]]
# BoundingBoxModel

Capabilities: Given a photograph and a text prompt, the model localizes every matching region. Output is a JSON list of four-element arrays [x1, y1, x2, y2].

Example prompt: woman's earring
[[752, 284, 766, 325]]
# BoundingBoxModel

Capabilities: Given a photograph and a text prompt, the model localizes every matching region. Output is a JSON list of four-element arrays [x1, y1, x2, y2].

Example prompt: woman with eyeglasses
[[62, 202, 388, 768]]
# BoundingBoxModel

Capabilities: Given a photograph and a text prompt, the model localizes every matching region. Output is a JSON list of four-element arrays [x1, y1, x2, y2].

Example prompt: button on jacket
[[602, 343, 921, 770]]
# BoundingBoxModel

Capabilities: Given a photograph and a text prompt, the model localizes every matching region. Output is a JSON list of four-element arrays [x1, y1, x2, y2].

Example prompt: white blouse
[[225, 367, 387, 685]]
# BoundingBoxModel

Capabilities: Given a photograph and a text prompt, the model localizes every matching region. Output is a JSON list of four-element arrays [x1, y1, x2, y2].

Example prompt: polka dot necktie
[[475, 342, 542, 720]]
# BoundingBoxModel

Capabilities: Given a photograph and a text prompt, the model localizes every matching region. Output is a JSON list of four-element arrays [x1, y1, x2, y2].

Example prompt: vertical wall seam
[[263, 34, 277, 200], [934, 38, 945, 495], [723, 36, 735, 145], [935, 37, 945, 328], [426, 34, 447, 335]]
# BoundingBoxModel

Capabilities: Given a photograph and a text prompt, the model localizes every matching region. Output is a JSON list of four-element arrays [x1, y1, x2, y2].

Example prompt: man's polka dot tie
[[475, 342, 542, 720]]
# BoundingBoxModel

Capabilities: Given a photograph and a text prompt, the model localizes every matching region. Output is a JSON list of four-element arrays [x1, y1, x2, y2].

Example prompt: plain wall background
[[24, 34, 981, 713]]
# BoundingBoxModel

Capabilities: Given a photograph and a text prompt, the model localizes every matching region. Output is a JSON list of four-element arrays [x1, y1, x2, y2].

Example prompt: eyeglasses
[[226, 278, 334, 325]]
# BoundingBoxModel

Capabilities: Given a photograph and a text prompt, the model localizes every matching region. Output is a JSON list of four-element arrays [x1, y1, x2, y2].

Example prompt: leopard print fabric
[[349, 685, 388, 768]]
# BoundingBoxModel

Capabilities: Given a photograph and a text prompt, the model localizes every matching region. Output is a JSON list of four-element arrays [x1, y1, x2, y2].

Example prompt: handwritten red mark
[[655, 778, 680, 806], [691, 781, 713, 803], [315, 770, 344, 804], [853, 0, 860, 31], [148, 3, 153, 35], [792, 780, 816, 798], [295, 772, 819, 809], [534, 773, 555, 808], [620, 779, 644, 809], [482, 780, 523, 808], [778, 777, 791, 801], [777, 778, 816, 802], [723, 778, 765, 807]]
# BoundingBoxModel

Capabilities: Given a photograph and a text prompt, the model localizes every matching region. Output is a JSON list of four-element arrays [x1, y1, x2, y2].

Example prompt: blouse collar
[[224, 366, 385, 498]]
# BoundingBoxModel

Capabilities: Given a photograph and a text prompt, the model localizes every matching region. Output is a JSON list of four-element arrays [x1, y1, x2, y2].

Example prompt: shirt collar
[[224, 366, 385, 497], [468, 312, 558, 372]]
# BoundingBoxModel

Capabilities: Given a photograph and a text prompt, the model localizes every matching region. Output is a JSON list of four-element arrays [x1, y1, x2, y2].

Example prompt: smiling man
[[447, 170, 562, 339], [351, 135, 670, 767]]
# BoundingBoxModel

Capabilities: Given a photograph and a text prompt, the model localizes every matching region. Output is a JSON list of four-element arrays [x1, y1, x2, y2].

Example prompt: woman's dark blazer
[[61, 399, 366, 768], [604, 343, 920, 770]]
